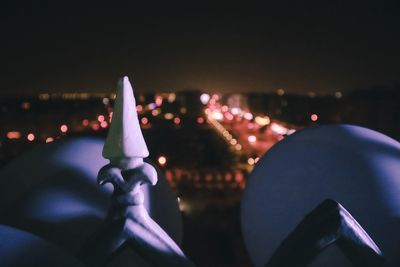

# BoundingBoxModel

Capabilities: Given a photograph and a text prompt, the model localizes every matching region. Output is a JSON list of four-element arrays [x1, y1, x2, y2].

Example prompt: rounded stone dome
[[241, 124, 400, 267], [0, 137, 182, 256]]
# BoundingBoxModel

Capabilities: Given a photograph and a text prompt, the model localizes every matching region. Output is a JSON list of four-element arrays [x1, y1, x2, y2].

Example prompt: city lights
[[91, 123, 100, 131], [224, 112, 234, 121], [100, 121, 108, 128], [200, 93, 210, 105], [231, 107, 240, 115], [235, 172, 244, 183], [270, 122, 289, 135], [39, 93, 50, 101], [158, 156, 167, 166], [148, 103, 157, 110], [244, 112, 253, 120], [97, 115, 105, 122], [211, 94, 219, 100], [167, 93, 176, 103], [60, 124, 68, 133], [211, 111, 223, 121], [277, 88, 285, 96], [27, 133, 35, 141], [102, 97, 110, 105], [1, 90, 305, 197], [335, 91, 343, 99], [225, 173, 233, 182], [255, 116, 271, 126], [164, 113, 174, 120], [173, 117, 181, 125], [311, 113, 318, 122], [155, 95, 163, 106], [21, 102, 31, 110], [141, 117, 149, 125], [248, 158, 255, 165], [7, 131, 21, 139], [248, 135, 257, 143]]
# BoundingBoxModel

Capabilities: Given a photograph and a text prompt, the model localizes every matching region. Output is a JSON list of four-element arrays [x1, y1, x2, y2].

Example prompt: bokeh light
[[158, 156, 167, 166], [248, 135, 257, 143], [60, 124, 68, 133], [27, 133, 35, 141], [200, 93, 210, 104], [311, 113, 318, 122]]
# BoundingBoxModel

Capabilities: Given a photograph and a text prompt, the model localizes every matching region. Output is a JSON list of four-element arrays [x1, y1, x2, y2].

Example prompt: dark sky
[[1, 2, 399, 95]]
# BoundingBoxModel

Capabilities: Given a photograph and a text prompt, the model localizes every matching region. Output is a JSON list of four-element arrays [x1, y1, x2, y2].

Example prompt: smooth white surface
[[241, 124, 400, 267], [103, 76, 149, 160]]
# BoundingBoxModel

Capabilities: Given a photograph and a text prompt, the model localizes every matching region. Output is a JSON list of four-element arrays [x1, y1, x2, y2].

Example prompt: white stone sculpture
[[102, 76, 149, 166], [79, 77, 195, 267]]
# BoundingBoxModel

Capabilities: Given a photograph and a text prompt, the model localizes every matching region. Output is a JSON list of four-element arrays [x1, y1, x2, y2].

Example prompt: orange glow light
[[255, 116, 271, 126], [158, 156, 167, 166], [248, 158, 255, 165], [7, 131, 21, 139], [235, 171, 244, 183]]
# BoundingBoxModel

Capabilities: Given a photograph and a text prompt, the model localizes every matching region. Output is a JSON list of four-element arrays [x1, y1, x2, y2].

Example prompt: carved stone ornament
[[78, 77, 195, 267]]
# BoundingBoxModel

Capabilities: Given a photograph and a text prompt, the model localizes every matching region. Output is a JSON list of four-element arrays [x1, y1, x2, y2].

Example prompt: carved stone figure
[[78, 77, 195, 267]]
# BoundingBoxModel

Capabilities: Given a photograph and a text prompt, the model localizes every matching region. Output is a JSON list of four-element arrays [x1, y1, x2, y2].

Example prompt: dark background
[[1, 1, 399, 95]]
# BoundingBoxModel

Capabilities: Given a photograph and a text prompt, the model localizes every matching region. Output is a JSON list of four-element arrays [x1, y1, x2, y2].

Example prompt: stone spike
[[103, 76, 149, 162]]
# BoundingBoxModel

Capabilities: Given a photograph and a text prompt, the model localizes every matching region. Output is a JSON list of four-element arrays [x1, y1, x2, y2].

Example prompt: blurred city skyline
[[1, 2, 399, 96]]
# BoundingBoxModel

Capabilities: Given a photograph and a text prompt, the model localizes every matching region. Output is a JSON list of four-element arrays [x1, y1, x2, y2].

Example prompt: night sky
[[1, 2, 399, 95]]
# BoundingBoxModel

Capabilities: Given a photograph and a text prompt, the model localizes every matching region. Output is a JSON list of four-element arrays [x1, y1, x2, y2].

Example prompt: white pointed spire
[[103, 76, 149, 162]]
